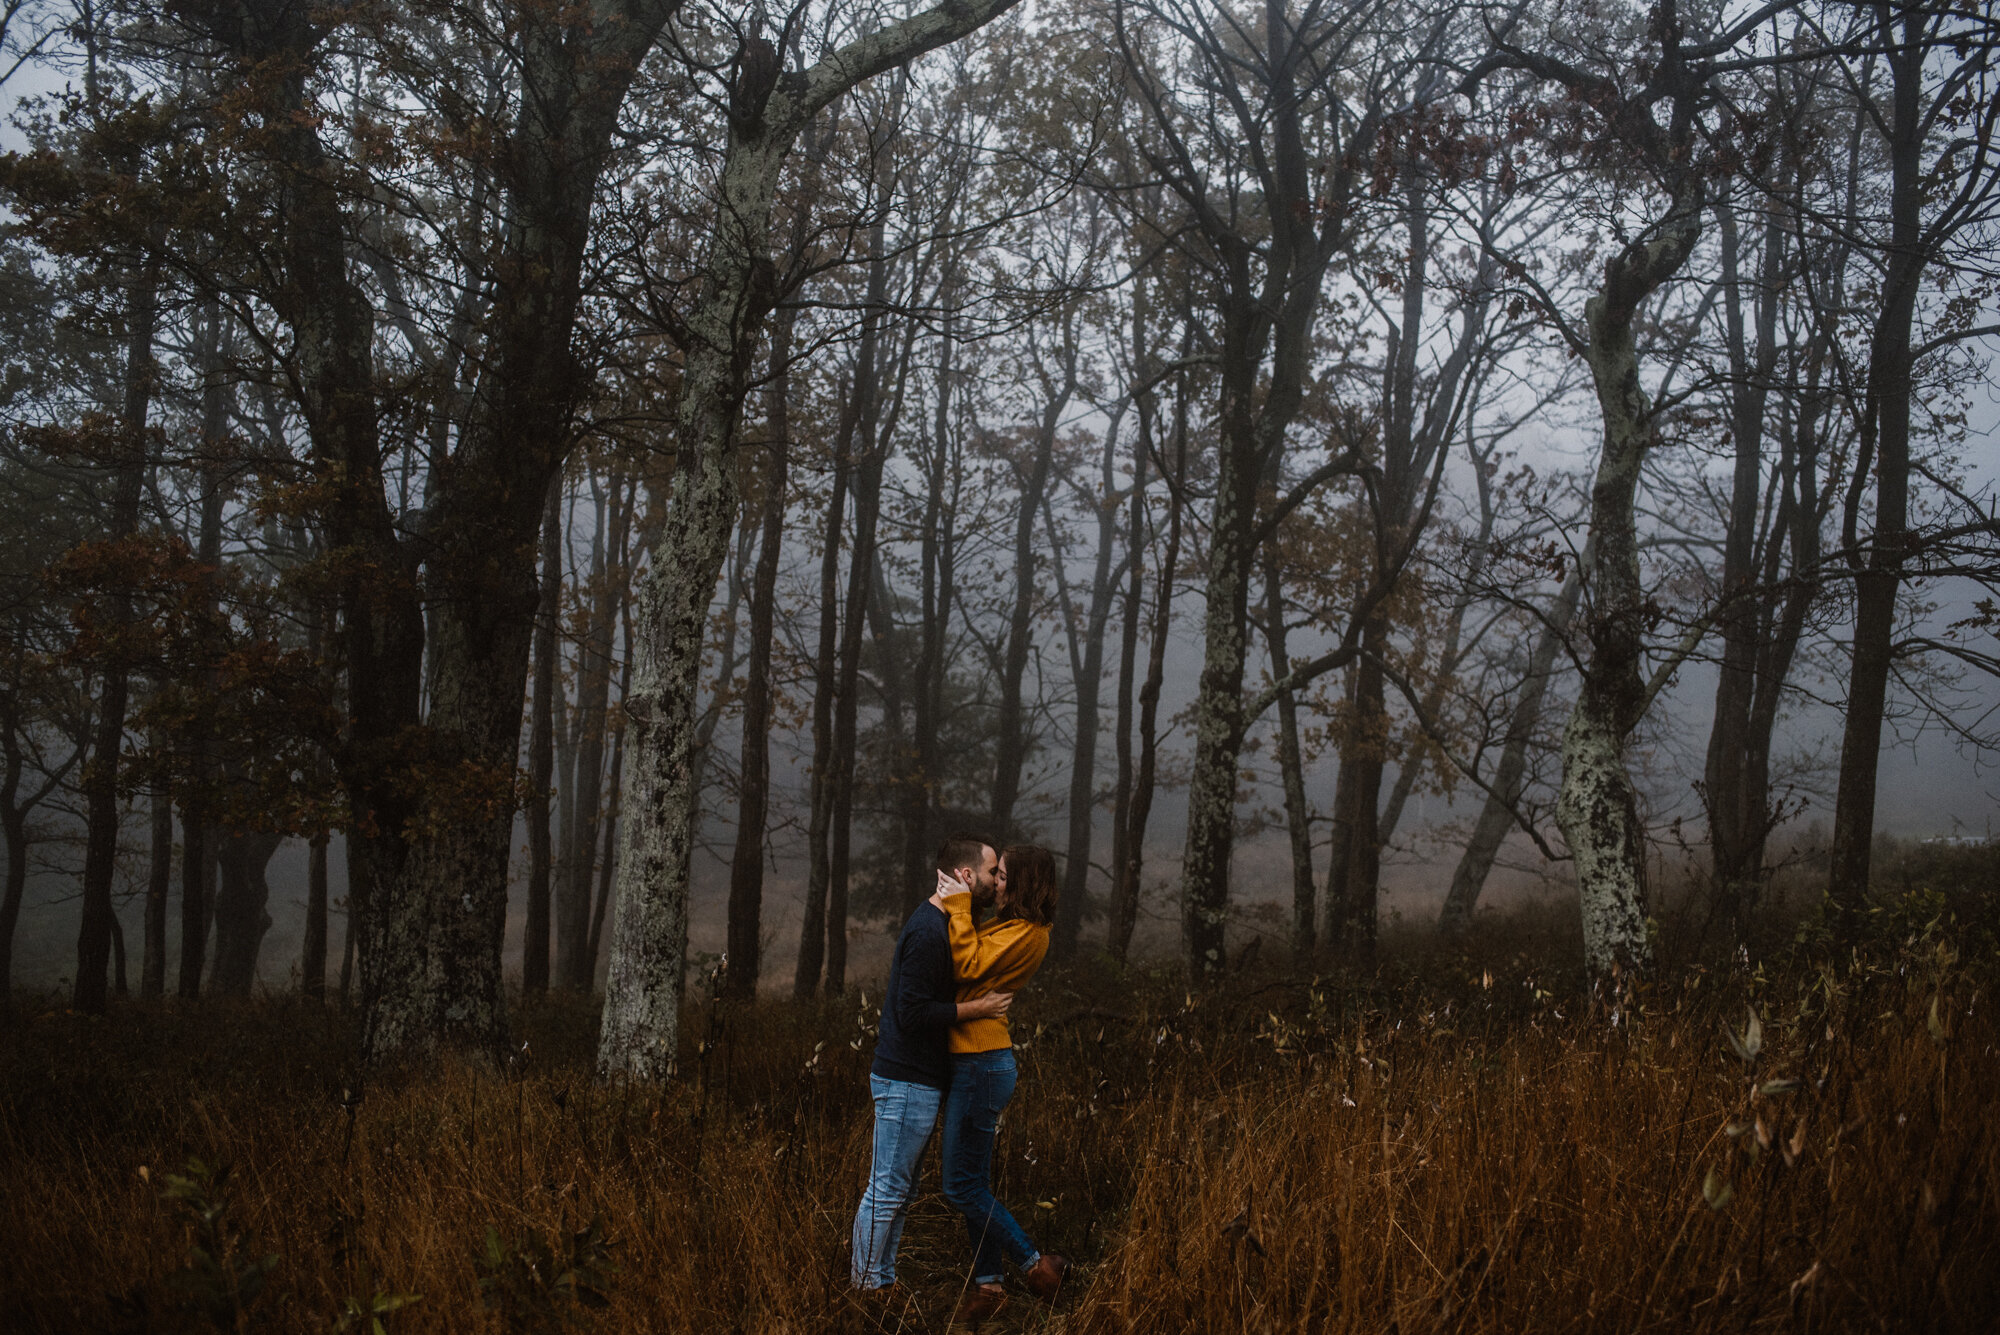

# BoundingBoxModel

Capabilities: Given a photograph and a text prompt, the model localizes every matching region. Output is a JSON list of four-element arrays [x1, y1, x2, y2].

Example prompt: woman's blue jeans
[[942, 1048, 1041, 1284]]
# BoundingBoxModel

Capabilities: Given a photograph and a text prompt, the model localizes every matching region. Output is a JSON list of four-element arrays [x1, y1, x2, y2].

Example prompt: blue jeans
[[851, 1075, 945, 1288], [942, 1048, 1041, 1284]]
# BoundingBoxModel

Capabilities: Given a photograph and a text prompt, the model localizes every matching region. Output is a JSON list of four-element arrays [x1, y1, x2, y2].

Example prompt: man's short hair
[[935, 831, 994, 877]]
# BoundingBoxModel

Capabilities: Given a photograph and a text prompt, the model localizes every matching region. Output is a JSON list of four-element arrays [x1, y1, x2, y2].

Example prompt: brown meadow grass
[[2, 908, 1996, 1333]]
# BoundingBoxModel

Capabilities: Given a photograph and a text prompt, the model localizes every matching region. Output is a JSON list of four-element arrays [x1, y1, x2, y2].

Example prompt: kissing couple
[[849, 832, 1070, 1325]]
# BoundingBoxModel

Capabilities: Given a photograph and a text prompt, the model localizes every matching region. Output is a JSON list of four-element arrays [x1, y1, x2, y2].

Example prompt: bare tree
[[1827, 0, 2000, 924], [601, 0, 1027, 1081]]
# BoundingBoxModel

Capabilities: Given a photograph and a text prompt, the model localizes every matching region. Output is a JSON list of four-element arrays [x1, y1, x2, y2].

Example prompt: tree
[[1464, 0, 1790, 980], [1318, 143, 1506, 965], [523, 478, 561, 996], [1111, 0, 1420, 975], [1690, 35, 1858, 937], [0, 457, 89, 1010], [162, 0, 689, 1057], [601, 0, 1026, 1081], [1826, 0, 2000, 925]]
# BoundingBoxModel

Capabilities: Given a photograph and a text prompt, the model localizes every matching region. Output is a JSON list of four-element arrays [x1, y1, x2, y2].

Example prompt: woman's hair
[[1000, 844, 1059, 926]]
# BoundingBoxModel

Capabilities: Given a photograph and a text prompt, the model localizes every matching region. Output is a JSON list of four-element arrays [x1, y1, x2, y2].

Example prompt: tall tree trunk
[[1464, 5, 1713, 983], [562, 477, 631, 990], [1109, 482, 1143, 961], [606, 35, 801, 1065], [556, 482, 606, 988], [828, 309, 891, 995], [904, 301, 958, 915], [75, 256, 156, 1015], [303, 831, 328, 999], [990, 331, 1075, 837], [0, 807, 23, 1012], [1053, 396, 1127, 961], [337, 831, 357, 1006], [192, 0, 427, 1042], [177, 300, 234, 1001], [210, 828, 283, 995], [1325, 632, 1386, 965], [1324, 167, 1464, 966], [524, 476, 561, 996], [1703, 196, 1785, 933], [1439, 565, 1585, 938], [722, 321, 793, 1000], [1168, 11, 1375, 978], [553, 492, 578, 955], [143, 735, 170, 998], [1738, 361, 1825, 890], [1829, 6, 1926, 927], [1179, 297, 1271, 976], [349, 0, 683, 1063], [600, 0, 1025, 1079], [585, 634, 632, 984], [1555, 183, 1703, 981], [1108, 284, 1153, 964], [1260, 556, 1316, 966], [1111, 375, 1187, 962], [796, 423, 850, 999]]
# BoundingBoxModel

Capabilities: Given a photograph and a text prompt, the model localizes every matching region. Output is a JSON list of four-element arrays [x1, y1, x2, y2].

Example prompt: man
[[850, 832, 1011, 1297]]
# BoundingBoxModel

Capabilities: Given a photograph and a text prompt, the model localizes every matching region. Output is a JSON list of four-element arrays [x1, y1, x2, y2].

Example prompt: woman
[[936, 843, 1070, 1323]]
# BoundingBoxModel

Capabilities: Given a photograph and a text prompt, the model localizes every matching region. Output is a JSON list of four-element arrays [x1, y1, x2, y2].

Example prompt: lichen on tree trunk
[[596, 59, 793, 1069], [1179, 414, 1257, 974], [1555, 215, 1701, 980]]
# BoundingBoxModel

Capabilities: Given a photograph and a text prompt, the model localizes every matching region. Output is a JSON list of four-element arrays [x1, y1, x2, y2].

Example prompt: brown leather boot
[[955, 1283, 1007, 1326], [1023, 1252, 1070, 1301]]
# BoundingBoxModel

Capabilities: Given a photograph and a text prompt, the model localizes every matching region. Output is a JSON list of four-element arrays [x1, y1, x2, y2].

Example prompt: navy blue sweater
[[870, 903, 957, 1089]]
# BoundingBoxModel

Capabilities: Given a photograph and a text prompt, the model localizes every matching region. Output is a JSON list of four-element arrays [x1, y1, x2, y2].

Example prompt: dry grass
[[3, 918, 1996, 1334]]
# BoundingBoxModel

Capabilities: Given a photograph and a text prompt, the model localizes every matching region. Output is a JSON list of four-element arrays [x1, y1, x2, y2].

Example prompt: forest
[[1, 0, 1998, 1330]]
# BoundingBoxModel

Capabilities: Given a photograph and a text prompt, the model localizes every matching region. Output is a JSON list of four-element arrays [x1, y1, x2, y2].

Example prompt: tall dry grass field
[[2, 926, 1995, 1333]]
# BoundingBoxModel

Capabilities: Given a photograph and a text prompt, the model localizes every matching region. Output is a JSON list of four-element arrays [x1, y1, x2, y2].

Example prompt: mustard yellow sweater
[[942, 894, 1049, 1053]]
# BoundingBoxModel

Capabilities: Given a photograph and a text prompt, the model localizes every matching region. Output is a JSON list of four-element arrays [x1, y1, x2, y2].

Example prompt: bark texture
[[523, 478, 561, 996], [1557, 200, 1700, 979]]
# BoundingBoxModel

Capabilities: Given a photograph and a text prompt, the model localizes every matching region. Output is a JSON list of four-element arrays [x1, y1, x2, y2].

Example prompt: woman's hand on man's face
[[930, 869, 972, 911]]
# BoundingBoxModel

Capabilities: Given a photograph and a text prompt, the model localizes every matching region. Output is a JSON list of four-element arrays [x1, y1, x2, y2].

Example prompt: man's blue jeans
[[851, 1075, 944, 1288], [942, 1048, 1041, 1284]]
